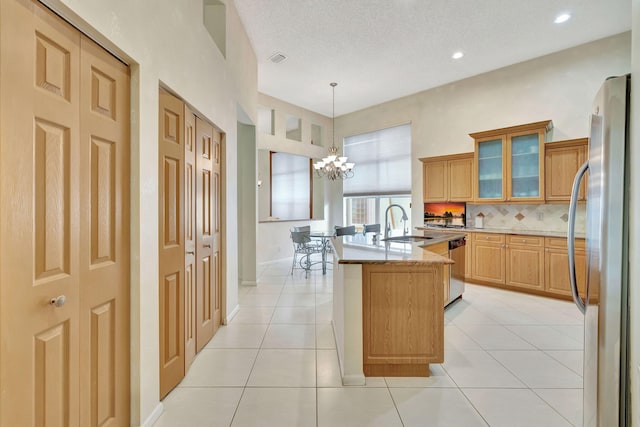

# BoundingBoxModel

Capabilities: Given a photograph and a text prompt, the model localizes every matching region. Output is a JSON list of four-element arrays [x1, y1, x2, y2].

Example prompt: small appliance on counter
[[423, 202, 466, 228], [475, 212, 484, 229]]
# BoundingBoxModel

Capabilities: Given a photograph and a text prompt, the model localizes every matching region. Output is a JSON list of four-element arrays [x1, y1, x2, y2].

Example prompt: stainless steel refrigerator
[[568, 74, 630, 427]]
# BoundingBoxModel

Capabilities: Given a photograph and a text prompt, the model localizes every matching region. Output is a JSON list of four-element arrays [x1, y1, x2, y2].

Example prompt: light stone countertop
[[332, 232, 465, 265]]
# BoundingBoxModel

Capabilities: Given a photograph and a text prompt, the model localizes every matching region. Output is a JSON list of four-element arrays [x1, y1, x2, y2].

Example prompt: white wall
[[334, 33, 631, 230], [256, 93, 333, 263], [238, 122, 257, 286], [629, 0, 639, 423], [40, 0, 257, 425]]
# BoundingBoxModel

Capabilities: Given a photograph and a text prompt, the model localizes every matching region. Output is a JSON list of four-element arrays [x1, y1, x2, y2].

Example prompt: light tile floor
[[154, 258, 584, 427]]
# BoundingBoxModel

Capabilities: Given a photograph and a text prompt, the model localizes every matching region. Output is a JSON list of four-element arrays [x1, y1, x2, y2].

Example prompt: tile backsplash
[[466, 204, 586, 234]]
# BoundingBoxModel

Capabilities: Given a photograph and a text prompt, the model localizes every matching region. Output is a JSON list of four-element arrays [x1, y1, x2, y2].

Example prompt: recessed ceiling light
[[554, 13, 571, 24], [452, 51, 464, 59]]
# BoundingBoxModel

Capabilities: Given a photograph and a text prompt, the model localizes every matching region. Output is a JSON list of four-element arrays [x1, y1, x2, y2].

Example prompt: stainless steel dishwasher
[[447, 237, 466, 306]]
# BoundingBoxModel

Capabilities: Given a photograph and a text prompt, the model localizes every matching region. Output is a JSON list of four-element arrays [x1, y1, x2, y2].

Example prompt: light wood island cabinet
[[545, 138, 588, 202], [420, 153, 473, 202], [471, 120, 552, 203], [362, 264, 444, 377]]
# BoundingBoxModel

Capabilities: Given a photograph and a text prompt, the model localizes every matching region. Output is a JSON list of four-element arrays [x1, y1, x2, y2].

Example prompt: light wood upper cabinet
[[545, 138, 588, 202], [471, 121, 552, 203], [420, 153, 473, 202], [422, 160, 447, 202]]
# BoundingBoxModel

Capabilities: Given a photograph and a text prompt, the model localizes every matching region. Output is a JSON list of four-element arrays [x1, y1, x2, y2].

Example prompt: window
[[285, 114, 302, 142], [257, 107, 274, 135], [344, 195, 411, 235], [270, 152, 311, 220], [203, 0, 226, 57], [343, 124, 411, 234]]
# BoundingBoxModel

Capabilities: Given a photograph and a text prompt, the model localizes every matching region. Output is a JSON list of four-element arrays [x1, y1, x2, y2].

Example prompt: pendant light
[[313, 82, 355, 180]]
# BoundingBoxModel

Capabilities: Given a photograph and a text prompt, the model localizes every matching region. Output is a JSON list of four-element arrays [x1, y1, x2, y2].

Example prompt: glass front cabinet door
[[476, 137, 505, 201], [472, 121, 552, 203]]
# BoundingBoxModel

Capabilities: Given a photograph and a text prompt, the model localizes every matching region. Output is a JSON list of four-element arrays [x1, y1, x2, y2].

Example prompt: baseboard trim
[[138, 402, 164, 427], [225, 304, 240, 324]]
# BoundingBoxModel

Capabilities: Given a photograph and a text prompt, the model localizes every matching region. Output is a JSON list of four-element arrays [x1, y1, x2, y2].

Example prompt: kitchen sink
[[382, 235, 434, 242]]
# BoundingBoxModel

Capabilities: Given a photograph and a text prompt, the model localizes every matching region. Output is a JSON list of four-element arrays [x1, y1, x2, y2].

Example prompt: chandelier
[[313, 82, 355, 180]]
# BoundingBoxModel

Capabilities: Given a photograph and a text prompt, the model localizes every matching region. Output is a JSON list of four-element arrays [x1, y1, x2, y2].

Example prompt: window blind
[[271, 152, 310, 219], [343, 124, 411, 196]]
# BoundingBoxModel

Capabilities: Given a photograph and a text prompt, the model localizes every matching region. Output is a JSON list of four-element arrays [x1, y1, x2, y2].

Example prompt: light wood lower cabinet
[[544, 237, 596, 300], [362, 264, 444, 377], [465, 232, 594, 301], [471, 233, 505, 284], [506, 235, 544, 291]]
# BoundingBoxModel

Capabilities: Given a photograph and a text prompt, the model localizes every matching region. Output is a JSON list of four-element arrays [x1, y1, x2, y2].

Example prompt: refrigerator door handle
[[568, 160, 589, 314]]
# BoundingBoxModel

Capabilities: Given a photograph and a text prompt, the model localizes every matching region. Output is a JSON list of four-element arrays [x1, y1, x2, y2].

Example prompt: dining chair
[[293, 225, 310, 232], [334, 225, 356, 236], [363, 224, 381, 234], [290, 230, 322, 278]]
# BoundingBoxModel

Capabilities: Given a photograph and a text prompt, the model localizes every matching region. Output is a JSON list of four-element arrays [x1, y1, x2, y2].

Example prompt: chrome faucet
[[384, 204, 409, 240]]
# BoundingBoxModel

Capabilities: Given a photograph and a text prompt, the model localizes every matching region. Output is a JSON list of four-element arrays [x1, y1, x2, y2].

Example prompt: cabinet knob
[[522, 239, 526, 243], [203, 244, 211, 248], [187, 251, 195, 255]]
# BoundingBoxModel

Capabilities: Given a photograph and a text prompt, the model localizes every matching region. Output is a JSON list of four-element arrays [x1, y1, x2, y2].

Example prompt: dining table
[[308, 230, 335, 275]]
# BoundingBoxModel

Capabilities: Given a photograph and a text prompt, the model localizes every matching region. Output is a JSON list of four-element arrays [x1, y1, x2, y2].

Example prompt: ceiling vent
[[268, 52, 288, 64]]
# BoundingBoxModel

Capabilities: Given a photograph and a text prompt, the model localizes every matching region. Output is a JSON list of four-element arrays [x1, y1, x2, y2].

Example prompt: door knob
[[50, 295, 66, 308]]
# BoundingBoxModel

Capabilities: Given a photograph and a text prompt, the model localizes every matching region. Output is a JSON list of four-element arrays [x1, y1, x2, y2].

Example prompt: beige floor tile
[[545, 350, 584, 376], [391, 387, 488, 427], [231, 388, 316, 427], [442, 349, 525, 388], [315, 323, 336, 349], [317, 388, 403, 427], [205, 324, 268, 349], [463, 388, 572, 427], [384, 364, 456, 388], [505, 325, 583, 350], [456, 323, 536, 350], [230, 306, 275, 324], [180, 349, 258, 387], [247, 349, 316, 387], [533, 388, 583, 426], [238, 293, 281, 307], [262, 324, 316, 348], [489, 350, 583, 388], [271, 306, 316, 324], [277, 293, 316, 307], [154, 387, 243, 427], [316, 349, 342, 387]]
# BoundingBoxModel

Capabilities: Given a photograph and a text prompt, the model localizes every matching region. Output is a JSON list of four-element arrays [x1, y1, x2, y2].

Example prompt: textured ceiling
[[233, 0, 631, 117]]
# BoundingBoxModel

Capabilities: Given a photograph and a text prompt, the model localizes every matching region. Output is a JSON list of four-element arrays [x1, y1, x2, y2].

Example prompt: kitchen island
[[330, 231, 464, 385]]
